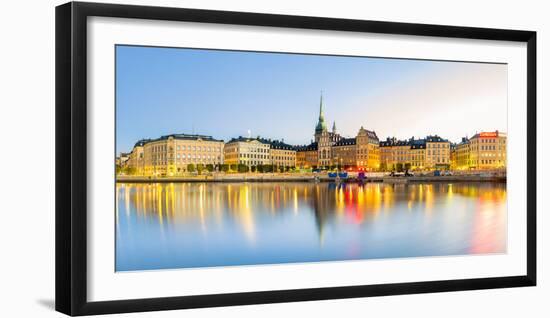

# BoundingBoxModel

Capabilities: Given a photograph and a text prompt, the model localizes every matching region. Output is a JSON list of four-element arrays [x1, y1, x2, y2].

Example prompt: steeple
[[315, 93, 327, 134], [332, 121, 337, 133]]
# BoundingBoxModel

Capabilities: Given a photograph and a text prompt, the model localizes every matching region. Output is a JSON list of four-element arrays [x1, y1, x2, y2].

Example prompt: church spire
[[332, 121, 336, 133], [319, 92, 324, 118], [315, 92, 327, 134]]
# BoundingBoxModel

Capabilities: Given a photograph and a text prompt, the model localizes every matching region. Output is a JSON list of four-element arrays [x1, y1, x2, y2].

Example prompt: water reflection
[[116, 182, 506, 271]]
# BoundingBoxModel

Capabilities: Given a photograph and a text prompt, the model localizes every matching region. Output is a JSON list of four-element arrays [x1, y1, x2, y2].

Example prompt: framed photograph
[[55, 1, 536, 316]]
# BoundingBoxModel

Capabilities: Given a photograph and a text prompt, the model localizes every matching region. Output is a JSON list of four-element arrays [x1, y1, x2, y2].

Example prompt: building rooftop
[[268, 139, 296, 151], [133, 134, 224, 148], [380, 135, 450, 149], [425, 135, 449, 143], [226, 136, 272, 145], [334, 137, 357, 147], [470, 130, 507, 139], [133, 139, 151, 147], [296, 142, 318, 152], [158, 133, 224, 142]]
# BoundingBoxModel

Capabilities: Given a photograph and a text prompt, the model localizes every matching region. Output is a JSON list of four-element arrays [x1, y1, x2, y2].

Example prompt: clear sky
[[116, 45, 507, 154]]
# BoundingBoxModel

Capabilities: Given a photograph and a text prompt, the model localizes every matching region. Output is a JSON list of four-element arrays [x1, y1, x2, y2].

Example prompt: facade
[[356, 126, 380, 170], [468, 131, 507, 169], [454, 137, 471, 169], [296, 142, 318, 169], [425, 135, 451, 169], [450, 143, 457, 169], [127, 134, 224, 176], [380, 135, 450, 171], [332, 138, 357, 168], [269, 140, 297, 170], [125, 139, 147, 174], [116, 152, 130, 167], [224, 137, 271, 167], [119, 95, 505, 175], [311, 96, 379, 170], [314, 95, 342, 167], [380, 138, 415, 171], [451, 131, 507, 170]]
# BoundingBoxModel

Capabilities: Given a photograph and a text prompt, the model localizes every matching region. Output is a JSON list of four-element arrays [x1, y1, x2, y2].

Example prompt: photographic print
[[115, 45, 507, 272]]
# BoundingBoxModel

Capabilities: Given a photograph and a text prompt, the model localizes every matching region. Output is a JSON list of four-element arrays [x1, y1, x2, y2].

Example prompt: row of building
[[118, 97, 507, 176]]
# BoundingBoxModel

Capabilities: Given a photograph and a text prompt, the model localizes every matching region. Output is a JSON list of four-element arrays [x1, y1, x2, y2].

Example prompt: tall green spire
[[315, 93, 327, 134]]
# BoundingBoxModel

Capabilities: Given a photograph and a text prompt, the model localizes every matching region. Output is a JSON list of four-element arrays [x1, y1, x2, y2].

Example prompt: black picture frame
[[55, 1, 537, 316]]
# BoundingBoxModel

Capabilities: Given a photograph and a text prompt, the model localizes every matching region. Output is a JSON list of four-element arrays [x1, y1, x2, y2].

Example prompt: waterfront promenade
[[116, 171, 506, 184]]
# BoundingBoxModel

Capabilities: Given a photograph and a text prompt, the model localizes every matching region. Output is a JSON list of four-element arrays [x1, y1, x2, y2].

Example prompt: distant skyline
[[116, 45, 507, 153]]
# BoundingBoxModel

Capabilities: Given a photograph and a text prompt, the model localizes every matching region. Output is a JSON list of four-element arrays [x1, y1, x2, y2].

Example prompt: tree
[[220, 164, 229, 172], [206, 164, 214, 172], [121, 166, 136, 175], [404, 163, 412, 171], [380, 162, 388, 172], [187, 163, 195, 173], [230, 164, 237, 172], [251, 165, 256, 172], [396, 163, 404, 172], [257, 164, 264, 173], [238, 164, 249, 173], [197, 164, 204, 174]]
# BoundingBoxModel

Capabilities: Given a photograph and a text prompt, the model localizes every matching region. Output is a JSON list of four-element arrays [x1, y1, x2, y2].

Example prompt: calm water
[[115, 182, 507, 271]]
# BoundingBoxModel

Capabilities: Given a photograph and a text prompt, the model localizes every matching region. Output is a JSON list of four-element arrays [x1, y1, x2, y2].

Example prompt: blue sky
[[116, 45, 507, 154]]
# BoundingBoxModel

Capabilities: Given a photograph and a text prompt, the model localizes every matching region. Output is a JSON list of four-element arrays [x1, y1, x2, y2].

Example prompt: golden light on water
[[116, 182, 507, 271], [116, 182, 506, 248]]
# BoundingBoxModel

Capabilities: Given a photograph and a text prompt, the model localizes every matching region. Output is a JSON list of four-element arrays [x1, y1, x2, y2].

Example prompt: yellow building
[[137, 134, 224, 176], [425, 135, 451, 169], [332, 138, 357, 168], [380, 138, 415, 171], [125, 139, 147, 174], [453, 137, 472, 169], [296, 142, 318, 169], [329, 127, 380, 171], [116, 152, 130, 167], [468, 131, 507, 169], [311, 96, 379, 170], [380, 135, 450, 171], [356, 126, 380, 171], [224, 137, 271, 168], [269, 140, 297, 170]]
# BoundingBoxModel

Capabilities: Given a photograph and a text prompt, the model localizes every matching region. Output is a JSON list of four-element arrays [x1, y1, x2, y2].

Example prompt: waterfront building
[[268, 140, 297, 170], [310, 95, 379, 170], [330, 127, 380, 171], [314, 95, 342, 168], [224, 136, 271, 168], [296, 142, 318, 169], [450, 143, 457, 170], [380, 135, 450, 171], [332, 138, 357, 168], [468, 131, 507, 169], [356, 126, 380, 170], [126, 139, 148, 174], [425, 135, 451, 169], [453, 137, 471, 169], [139, 134, 224, 176], [380, 138, 414, 171], [116, 152, 130, 167]]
